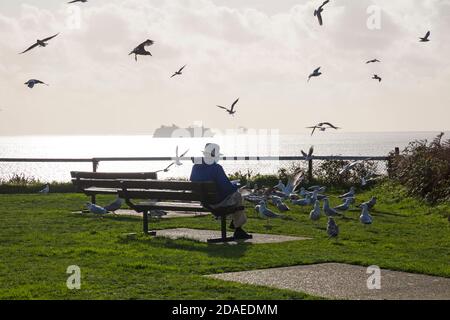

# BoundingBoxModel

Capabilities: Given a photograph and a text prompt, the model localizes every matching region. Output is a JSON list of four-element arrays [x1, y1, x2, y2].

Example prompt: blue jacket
[[190, 162, 238, 204]]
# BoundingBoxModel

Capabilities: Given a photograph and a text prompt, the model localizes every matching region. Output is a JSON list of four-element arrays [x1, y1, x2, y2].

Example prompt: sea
[[0, 131, 447, 182]]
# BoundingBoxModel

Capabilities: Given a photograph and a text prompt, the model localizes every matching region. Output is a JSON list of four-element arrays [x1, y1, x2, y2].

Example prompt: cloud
[[0, 0, 449, 135]]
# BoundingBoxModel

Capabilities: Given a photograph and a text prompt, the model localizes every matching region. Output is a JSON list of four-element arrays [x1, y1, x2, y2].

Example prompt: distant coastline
[[152, 124, 215, 138]]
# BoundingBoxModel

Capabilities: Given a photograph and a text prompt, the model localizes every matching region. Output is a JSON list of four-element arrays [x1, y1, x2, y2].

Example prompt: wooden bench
[[71, 172, 244, 243], [70, 171, 158, 204]]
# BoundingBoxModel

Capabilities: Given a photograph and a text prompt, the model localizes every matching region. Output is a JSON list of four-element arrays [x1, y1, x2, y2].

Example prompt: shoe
[[233, 227, 253, 240], [229, 221, 235, 230]]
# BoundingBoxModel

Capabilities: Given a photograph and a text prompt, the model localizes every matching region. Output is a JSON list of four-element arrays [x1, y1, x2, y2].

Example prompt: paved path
[[155, 228, 311, 244], [207, 263, 450, 300]]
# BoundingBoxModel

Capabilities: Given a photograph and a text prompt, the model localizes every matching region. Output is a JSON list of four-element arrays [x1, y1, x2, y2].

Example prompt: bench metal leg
[[142, 211, 156, 236], [207, 216, 235, 243]]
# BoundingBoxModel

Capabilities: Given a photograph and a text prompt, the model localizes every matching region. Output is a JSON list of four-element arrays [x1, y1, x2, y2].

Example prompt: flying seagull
[[25, 79, 49, 88], [419, 31, 431, 42], [68, 0, 88, 3], [129, 39, 154, 61], [308, 67, 322, 82], [20, 33, 59, 54], [171, 65, 187, 78], [372, 74, 382, 82], [307, 122, 340, 136], [156, 162, 175, 173], [301, 145, 314, 161], [217, 98, 239, 116], [314, 0, 330, 26], [366, 59, 380, 64], [174, 146, 189, 166]]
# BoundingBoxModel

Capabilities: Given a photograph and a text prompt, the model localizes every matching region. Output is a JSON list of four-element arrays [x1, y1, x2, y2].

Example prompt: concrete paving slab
[[155, 228, 311, 244], [207, 263, 450, 300]]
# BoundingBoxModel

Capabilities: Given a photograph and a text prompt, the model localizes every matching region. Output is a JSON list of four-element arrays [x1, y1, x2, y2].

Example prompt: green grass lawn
[[0, 182, 449, 300]]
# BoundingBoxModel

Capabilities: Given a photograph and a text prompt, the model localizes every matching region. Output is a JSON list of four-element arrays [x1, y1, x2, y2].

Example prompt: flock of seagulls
[[241, 172, 378, 238], [14, 0, 432, 137]]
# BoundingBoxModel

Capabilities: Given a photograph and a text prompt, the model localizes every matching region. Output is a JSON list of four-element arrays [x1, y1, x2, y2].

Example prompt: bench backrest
[[71, 171, 157, 180], [118, 180, 218, 203]]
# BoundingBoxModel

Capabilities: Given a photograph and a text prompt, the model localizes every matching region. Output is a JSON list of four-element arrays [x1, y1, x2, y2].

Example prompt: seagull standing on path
[[129, 39, 154, 61], [372, 74, 382, 82], [217, 98, 239, 116], [419, 31, 431, 42], [19, 33, 59, 54], [308, 67, 322, 82], [171, 65, 187, 78], [314, 0, 330, 26], [25, 79, 49, 89]]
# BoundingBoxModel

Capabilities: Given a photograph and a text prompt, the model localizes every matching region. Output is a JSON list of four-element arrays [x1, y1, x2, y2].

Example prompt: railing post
[[91, 159, 99, 204], [308, 159, 313, 182]]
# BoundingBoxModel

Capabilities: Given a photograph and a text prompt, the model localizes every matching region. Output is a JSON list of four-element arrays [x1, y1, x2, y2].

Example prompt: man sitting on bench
[[190, 143, 252, 240]]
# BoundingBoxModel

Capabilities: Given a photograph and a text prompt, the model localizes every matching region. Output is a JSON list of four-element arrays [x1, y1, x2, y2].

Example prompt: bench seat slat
[[71, 171, 157, 180]]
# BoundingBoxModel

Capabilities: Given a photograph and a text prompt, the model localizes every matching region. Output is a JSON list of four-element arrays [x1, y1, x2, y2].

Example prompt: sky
[[0, 0, 449, 135]]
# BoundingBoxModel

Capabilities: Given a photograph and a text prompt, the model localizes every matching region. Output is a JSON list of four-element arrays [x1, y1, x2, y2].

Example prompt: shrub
[[389, 133, 450, 203]]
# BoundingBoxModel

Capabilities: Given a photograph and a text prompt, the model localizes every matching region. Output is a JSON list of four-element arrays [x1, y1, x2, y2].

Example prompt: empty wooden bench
[[70, 171, 158, 204]]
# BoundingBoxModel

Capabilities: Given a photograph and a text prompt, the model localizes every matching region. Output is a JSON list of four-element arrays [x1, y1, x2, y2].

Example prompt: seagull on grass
[[334, 197, 352, 212], [129, 39, 154, 61], [360, 196, 377, 210], [25, 79, 49, 88], [359, 203, 373, 224], [314, 0, 330, 26], [338, 187, 355, 199], [217, 98, 239, 116], [419, 31, 431, 42], [258, 201, 284, 224], [86, 202, 108, 215], [104, 198, 124, 213], [308, 67, 322, 82], [39, 184, 50, 194], [171, 65, 186, 78], [19, 33, 59, 54], [310, 200, 321, 221], [327, 217, 339, 238], [323, 198, 342, 217], [274, 170, 303, 197]]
